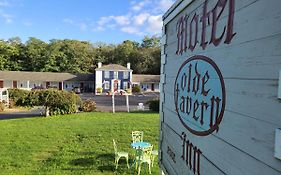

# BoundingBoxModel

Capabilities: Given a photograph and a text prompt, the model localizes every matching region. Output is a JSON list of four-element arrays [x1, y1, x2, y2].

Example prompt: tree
[[141, 35, 160, 48], [0, 40, 22, 71], [23, 37, 48, 71]]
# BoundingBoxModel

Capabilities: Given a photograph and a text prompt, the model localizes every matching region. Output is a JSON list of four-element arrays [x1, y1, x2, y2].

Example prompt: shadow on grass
[[96, 153, 134, 173], [69, 157, 96, 167], [129, 111, 159, 114], [96, 153, 115, 172]]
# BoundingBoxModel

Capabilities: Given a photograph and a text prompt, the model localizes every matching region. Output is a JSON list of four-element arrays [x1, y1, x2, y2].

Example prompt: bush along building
[[0, 62, 160, 94]]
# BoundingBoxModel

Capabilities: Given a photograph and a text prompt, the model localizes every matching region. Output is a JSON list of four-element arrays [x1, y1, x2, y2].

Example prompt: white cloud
[[113, 15, 130, 25], [93, 0, 175, 36], [121, 27, 143, 36], [146, 15, 162, 34], [133, 13, 149, 26], [132, 0, 151, 12], [97, 15, 130, 26], [97, 16, 112, 26]]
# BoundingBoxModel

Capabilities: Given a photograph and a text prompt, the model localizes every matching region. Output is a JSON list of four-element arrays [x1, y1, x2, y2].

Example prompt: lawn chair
[[137, 103, 145, 110], [151, 150, 158, 167], [135, 145, 153, 175], [132, 131, 143, 143], [112, 139, 129, 169]]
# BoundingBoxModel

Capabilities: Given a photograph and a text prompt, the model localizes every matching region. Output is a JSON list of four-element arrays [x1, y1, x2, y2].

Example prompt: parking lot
[[79, 92, 159, 112]]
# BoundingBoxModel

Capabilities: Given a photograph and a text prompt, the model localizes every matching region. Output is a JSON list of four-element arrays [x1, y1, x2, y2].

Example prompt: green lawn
[[0, 112, 160, 175]]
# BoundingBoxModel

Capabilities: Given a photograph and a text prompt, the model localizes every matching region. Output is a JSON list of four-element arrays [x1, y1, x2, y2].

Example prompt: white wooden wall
[[160, 0, 281, 174]]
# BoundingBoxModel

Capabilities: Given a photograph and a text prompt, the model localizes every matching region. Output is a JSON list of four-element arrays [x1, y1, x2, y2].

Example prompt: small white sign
[[275, 128, 281, 160]]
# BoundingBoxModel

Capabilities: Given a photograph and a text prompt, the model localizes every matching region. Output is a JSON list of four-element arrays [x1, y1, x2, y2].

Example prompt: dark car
[[31, 86, 45, 90], [73, 87, 81, 94]]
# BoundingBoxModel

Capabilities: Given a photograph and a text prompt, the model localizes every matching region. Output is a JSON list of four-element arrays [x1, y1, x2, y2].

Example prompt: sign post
[[112, 90, 130, 113]]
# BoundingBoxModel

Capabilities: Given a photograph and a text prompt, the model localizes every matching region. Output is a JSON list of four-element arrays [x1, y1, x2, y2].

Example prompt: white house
[[95, 62, 133, 93]]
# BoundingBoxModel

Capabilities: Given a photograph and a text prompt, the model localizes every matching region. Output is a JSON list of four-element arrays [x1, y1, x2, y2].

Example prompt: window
[[104, 71, 110, 78], [104, 81, 110, 89], [114, 71, 118, 79], [123, 71, 129, 79], [123, 81, 128, 89]]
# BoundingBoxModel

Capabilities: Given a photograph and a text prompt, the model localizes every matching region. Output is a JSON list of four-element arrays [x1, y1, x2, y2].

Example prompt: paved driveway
[[0, 93, 159, 120], [0, 108, 43, 120], [79, 93, 159, 112]]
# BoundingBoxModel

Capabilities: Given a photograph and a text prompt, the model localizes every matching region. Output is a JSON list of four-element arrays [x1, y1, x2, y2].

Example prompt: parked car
[[31, 86, 45, 90], [73, 87, 81, 94]]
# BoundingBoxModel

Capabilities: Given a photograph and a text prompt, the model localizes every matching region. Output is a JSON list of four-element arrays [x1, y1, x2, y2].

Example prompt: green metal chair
[[135, 145, 153, 175], [132, 131, 144, 143], [112, 139, 129, 169]]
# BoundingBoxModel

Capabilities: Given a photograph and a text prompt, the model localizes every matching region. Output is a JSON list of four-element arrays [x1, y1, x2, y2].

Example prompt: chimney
[[127, 63, 131, 69], [98, 62, 102, 68]]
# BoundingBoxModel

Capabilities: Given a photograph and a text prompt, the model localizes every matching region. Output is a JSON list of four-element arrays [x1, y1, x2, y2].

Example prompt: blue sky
[[0, 0, 175, 44]]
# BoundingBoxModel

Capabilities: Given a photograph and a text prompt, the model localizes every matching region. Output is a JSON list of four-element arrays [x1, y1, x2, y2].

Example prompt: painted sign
[[161, 0, 281, 174], [174, 55, 225, 136]]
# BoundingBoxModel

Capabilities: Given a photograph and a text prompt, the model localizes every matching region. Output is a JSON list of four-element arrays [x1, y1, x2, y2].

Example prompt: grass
[[0, 112, 160, 175]]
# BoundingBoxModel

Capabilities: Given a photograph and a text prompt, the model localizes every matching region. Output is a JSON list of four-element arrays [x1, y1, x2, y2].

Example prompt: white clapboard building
[[160, 0, 281, 175]]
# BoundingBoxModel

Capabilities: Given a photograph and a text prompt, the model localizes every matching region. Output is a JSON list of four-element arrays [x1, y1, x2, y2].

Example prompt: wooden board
[[160, 0, 281, 174]]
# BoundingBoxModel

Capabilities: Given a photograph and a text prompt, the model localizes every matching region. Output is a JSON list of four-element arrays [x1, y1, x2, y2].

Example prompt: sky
[[0, 0, 175, 44]]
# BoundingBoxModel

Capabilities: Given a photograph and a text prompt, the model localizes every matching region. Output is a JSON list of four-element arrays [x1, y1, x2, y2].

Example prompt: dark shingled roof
[[95, 64, 132, 71], [132, 74, 160, 83], [0, 71, 95, 82]]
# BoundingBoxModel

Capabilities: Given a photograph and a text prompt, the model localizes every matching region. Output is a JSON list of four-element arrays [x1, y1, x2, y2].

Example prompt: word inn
[[176, 0, 236, 55], [181, 132, 202, 175]]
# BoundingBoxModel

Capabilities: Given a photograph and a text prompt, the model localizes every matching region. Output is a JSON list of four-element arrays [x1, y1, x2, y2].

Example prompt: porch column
[[27, 81, 30, 89]]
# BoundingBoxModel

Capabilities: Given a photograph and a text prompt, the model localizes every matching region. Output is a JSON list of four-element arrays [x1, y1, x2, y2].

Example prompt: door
[[114, 80, 118, 91], [80, 82, 84, 92], [0, 81, 3, 88], [151, 83, 155, 91], [13, 81, 17, 88], [46, 82, 50, 88], [59, 82, 63, 90]]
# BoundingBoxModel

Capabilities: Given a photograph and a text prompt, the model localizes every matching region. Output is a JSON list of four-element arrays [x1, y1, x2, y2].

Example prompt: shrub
[[132, 86, 141, 93], [96, 87, 103, 93], [125, 88, 132, 94], [37, 89, 82, 116], [0, 102, 4, 112], [146, 98, 160, 112], [8, 88, 29, 106], [8, 88, 82, 116], [81, 99, 96, 112]]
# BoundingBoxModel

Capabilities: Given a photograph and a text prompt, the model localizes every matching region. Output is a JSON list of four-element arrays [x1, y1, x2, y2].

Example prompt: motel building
[[0, 71, 95, 92], [0, 62, 160, 94], [132, 74, 160, 92]]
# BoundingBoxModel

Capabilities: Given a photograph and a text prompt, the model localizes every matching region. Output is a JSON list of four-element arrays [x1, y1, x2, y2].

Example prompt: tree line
[[0, 36, 161, 74]]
